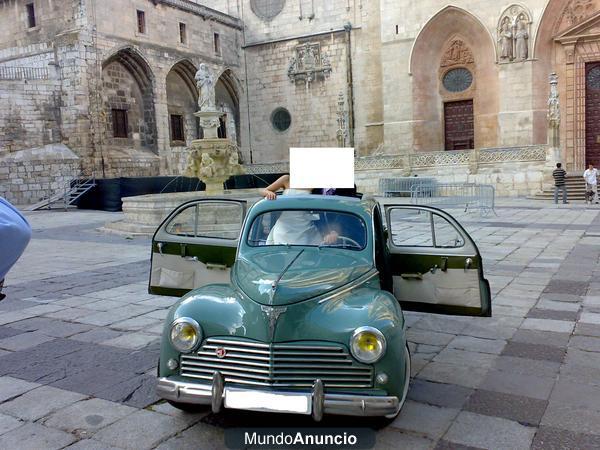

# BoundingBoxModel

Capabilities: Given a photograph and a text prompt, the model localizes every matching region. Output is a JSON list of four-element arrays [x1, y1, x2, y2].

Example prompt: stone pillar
[[153, 67, 170, 175]]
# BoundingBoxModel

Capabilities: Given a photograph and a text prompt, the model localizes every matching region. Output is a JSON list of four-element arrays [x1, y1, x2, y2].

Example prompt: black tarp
[[74, 174, 284, 212], [74, 177, 206, 212], [224, 173, 286, 189]]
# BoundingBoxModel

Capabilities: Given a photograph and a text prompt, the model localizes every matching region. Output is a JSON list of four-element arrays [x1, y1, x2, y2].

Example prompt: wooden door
[[586, 62, 600, 167], [444, 100, 474, 151]]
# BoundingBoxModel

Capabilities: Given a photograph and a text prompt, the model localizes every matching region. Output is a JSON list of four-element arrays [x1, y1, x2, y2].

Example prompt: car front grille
[[180, 337, 373, 388]]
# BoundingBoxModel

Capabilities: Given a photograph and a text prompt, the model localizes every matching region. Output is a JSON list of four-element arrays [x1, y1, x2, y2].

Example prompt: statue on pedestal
[[195, 63, 216, 111]]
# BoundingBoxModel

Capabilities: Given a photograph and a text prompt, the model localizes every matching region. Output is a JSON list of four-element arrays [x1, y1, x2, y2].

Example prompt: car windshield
[[247, 210, 367, 250]]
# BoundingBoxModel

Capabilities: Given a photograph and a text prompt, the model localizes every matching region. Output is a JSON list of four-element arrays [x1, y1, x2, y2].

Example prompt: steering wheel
[[336, 235, 362, 249]]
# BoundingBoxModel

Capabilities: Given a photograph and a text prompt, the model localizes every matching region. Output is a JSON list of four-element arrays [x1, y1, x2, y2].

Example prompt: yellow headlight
[[356, 332, 380, 352], [170, 318, 201, 353], [350, 327, 386, 364]]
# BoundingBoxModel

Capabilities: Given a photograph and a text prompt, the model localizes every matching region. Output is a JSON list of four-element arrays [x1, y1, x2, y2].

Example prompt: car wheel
[[167, 400, 208, 413]]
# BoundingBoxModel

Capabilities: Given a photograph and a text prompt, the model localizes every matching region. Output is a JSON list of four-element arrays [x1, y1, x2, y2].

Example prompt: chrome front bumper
[[157, 375, 400, 420]]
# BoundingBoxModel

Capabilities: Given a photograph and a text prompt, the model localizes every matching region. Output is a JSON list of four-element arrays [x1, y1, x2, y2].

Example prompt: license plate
[[224, 387, 312, 415]]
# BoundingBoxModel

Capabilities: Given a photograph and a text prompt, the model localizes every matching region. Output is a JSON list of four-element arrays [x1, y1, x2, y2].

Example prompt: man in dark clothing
[[553, 163, 568, 204]]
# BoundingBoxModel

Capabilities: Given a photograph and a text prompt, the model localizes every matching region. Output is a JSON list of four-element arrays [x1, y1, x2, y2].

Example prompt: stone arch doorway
[[166, 59, 198, 144], [215, 68, 241, 146], [409, 6, 498, 151], [101, 47, 157, 153], [535, 2, 600, 171]]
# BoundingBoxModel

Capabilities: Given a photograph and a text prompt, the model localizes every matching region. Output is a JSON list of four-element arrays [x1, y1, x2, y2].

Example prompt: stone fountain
[[103, 64, 260, 235]]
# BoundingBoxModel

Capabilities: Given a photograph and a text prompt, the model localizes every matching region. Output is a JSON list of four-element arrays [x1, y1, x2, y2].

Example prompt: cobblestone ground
[[0, 200, 599, 449]]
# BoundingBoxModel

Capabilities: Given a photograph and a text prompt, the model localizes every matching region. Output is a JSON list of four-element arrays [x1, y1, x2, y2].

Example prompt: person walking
[[552, 163, 568, 204], [0, 197, 32, 300], [583, 163, 598, 205]]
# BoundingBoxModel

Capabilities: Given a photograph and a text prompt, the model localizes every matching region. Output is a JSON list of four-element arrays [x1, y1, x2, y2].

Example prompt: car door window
[[389, 209, 464, 249], [165, 201, 244, 240], [389, 209, 434, 247]]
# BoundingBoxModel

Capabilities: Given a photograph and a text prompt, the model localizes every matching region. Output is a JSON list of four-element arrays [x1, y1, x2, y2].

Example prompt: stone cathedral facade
[[1, 0, 600, 203]]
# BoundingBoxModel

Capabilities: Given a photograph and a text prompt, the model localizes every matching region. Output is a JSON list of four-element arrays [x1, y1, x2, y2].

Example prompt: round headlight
[[170, 318, 201, 353], [350, 326, 386, 364]]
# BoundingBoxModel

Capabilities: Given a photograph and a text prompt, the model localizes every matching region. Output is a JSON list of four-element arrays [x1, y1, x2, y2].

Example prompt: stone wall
[[0, 77, 62, 154], [244, 31, 349, 163], [244, 145, 553, 197], [0, 144, 80, 205]]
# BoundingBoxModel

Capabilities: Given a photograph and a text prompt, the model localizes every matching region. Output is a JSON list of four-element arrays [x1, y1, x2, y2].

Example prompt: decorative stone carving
[[498, 20, 514, 60], [548, 72, 560, 128], [195, 63, 216, 111], [288, 42, 332, 87], [497, 5, 532, 62], [565, 0, 594, 27], [336, 92, 348, 147], [440, 39, 474, 67]]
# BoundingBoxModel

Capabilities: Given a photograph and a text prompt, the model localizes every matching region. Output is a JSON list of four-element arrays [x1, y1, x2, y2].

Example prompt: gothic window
[[587, 66, 600, 90], [170, 114, 184, 142], [271, 108, 291, 132], [137, 10, 146, 34], [218, 116, 227, 139], [179, 23, 187, 44], [250, 0, 285, 21], [443, 68, 473, 92], [26, 3, 36, 28], [214, 33, 221, 55], [112, 109, 128, 138]]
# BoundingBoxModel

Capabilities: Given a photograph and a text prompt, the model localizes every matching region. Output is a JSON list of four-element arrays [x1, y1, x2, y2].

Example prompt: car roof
[[248, 195, 377, 221]]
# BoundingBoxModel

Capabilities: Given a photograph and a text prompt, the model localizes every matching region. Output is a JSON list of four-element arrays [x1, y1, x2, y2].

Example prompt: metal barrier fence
[[0, 66, 49, 80], [380, 177, 438, 197], [410, 183, 497, 217]]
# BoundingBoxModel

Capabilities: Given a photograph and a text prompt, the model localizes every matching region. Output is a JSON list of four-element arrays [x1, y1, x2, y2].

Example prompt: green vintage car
[[149, 195, 491, 420]]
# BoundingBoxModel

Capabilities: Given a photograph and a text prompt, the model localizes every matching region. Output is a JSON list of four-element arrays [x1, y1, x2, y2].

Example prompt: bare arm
[[261, 175, 289, 200]]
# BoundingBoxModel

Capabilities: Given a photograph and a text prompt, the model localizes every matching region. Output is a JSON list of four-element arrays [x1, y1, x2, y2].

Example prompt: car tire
[[167, 400, 209, 413]]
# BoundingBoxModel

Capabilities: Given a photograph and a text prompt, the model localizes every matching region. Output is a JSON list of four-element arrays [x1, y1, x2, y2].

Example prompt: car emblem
[[215, 348, 227, 359], [261, 305, 287, 340]]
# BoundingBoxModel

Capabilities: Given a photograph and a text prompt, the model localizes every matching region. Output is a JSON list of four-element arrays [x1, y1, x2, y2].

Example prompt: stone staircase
[[529, 174, 588, 201]]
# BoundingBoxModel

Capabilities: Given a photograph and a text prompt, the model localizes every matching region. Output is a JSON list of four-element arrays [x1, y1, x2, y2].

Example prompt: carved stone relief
[[565, 0, 595, 27], [287, 42, 332, 87], [440, 39, 474, 67], [548, 72, 560, 128], [497, 5, 532, 62]]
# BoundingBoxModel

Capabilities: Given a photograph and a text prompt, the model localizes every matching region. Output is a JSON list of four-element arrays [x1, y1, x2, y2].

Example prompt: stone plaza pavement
[[0, 200, 599, 449]]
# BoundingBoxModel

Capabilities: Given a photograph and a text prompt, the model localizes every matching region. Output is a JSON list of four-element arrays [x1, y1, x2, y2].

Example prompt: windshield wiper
[[270, 248, 305, 303]]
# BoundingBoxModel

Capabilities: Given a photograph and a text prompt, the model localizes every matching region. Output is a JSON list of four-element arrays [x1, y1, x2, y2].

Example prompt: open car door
[[383, 204, 491, 316], [149, 198, 247, 297]]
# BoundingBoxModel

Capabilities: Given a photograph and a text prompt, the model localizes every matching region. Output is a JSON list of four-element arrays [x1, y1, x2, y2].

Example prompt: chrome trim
[[312, 379, 324, 421], [156, 377, 400, 417], [170, 317, 202, 353], [211, 371, 223, 413], [350, 326, 387, 364], [180, 338, 373, 388]]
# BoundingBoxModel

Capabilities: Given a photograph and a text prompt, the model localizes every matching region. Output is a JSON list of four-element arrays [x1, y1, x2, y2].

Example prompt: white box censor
[[289, 147, 354, 189]]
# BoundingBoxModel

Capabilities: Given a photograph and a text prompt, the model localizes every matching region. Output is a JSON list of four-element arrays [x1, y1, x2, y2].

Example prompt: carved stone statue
[[497, 5, 532, 63], [548, 72, 560, 128], [515, 20, 529, 60], [195, 63, 216, 111], [199, 153, 215, 179], [498, 21, 513, 60]]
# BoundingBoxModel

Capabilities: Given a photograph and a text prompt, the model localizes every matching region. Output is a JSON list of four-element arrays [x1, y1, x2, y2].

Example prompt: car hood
[[233, 248, 373, 306]]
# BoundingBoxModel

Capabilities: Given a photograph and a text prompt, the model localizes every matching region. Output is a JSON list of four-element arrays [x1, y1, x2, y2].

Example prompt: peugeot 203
[[149, 195, 491, 420]]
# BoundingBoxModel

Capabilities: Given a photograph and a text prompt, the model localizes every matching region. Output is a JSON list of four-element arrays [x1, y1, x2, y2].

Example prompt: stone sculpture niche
[[184, 64, 243, 193], [288, 42, 332, 88], [497, 5, 532, 62]]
